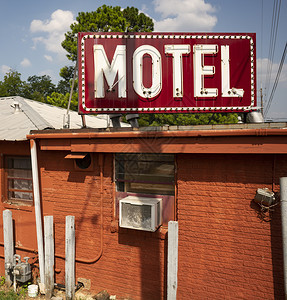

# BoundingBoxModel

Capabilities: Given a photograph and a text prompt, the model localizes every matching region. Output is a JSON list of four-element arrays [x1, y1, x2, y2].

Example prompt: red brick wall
[[0, 141, 37, 270], [38, 150, 166, 300], [177, 154, 285, 299], [1, 143, 286, 299]]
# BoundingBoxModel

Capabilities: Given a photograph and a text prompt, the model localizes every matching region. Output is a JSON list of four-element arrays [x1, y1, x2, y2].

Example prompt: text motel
[[94, 44, 244, 100]]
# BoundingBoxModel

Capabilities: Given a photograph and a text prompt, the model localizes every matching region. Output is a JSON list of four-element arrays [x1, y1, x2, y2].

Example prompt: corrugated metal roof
[[0, 96, 129, 141]]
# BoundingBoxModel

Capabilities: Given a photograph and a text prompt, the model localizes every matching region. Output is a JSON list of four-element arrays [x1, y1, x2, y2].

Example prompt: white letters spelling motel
[[93, 44, 244, 99]]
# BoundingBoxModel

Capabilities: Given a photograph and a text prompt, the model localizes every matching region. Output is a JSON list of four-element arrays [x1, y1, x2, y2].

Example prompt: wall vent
[[119, 196, 162, 232]]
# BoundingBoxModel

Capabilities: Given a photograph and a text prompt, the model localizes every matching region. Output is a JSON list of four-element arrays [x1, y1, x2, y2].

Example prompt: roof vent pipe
[[13, 100, 21, 114], [246, 111, 264, 123]]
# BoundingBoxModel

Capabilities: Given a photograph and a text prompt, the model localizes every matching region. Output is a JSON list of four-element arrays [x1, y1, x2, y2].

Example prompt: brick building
[[1, 120, 286, 299]]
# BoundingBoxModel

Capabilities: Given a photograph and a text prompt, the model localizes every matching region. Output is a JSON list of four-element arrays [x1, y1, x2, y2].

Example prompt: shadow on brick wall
[[118, 229, 165, 300]]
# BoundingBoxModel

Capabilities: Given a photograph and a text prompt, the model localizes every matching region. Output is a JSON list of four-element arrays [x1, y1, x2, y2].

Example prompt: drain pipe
[[30, 139, 45, 290], [280, 177, 287, 299]]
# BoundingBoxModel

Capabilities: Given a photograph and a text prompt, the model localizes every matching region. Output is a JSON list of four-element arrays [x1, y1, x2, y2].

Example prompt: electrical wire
[[260, 0, 264, 90], [264, 0, 282, 101], [264, 41, 287, 117]]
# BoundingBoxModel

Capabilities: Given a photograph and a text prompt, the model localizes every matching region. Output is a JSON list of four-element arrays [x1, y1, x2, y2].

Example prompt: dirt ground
[[0, 284, 97, 299]]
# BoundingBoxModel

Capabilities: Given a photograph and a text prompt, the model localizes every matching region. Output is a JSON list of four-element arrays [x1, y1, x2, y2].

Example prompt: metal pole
[[3, 210, 14, 286], [280, 177, 287, 300], [65, 216, 75, 300], [30, 139, 45, 289], [44, 216, 54, 299], [167, 221, 178, 300], [260, 87, 264, 115], [63, 61, 78, 129]]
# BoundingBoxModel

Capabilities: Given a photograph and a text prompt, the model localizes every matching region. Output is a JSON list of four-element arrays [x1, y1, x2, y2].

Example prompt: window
[[115, 153, 175, 195], [115, 153, 175, 226], [5, 156, 33, 205]]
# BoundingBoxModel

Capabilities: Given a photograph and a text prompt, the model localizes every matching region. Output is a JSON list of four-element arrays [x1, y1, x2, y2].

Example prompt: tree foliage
[[56, 66, 77, 94], [24, 75, 56, 102], [138, 113, 238, 126], [46, 92, 78, 111], [62, 5, 154, 61], [0, 70, 26, 97], [0, 70, 57, 103]]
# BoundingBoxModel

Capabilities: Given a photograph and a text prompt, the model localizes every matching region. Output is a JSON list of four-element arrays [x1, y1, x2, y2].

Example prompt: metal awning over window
[[65, 153, 88, 159]]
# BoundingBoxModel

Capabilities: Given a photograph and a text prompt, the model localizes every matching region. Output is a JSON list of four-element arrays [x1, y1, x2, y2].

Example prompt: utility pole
[[260, 87, 264, 115]]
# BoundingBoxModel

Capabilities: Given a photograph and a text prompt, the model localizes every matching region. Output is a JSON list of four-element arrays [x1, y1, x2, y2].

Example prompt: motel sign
[[78, 32, 256, 114]]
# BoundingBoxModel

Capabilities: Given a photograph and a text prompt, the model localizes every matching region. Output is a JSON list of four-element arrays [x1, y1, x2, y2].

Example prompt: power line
[[264, 41, 287, 117], [264, 0, 282, 100]]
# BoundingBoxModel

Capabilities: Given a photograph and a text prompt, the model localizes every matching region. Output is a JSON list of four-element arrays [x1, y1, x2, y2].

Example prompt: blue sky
[[0, 0, 286, 120]]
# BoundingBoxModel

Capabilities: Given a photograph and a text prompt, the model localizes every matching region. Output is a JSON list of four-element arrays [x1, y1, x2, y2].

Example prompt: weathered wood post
[[65, 216, 75, 300], [3, 210, 14, 286], [167, 221, 178, 300], [44, 216, 54, 299]]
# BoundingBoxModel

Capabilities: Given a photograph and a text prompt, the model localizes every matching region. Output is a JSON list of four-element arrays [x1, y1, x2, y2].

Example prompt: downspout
[[280, 177, 287, 299], [30, 139, 45, 287]]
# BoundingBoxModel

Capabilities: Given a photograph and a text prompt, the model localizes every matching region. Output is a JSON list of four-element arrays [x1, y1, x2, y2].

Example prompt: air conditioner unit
[[119, 196, 162, 232]]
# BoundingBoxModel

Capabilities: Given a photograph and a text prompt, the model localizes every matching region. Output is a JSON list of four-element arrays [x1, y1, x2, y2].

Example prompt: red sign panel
[[78, 32, 256, 114]]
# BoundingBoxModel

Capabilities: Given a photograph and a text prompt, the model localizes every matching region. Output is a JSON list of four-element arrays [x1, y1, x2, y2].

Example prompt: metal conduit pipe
[[30, 139, 45, 286], [0, 243, 38, 256], [280, 177, 287, 300]]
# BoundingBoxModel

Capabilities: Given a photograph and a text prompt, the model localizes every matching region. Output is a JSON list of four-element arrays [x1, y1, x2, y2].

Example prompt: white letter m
[[93, 44, 126, 98]]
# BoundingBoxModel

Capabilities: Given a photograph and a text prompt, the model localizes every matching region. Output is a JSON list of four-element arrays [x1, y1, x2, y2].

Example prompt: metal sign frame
[[78, 32, 256, 114]]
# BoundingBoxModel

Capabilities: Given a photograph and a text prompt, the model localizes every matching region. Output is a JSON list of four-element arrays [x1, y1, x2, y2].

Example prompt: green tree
[[23, 75, 56, 102], [123, 6, 154, 32], [0, 70, 27, 97], [46, 92, 78, 111], [27, 75, 55, 97], [138, 113, 238, 126], [56, 66, 76, 94], [62, 5, 154, 61]]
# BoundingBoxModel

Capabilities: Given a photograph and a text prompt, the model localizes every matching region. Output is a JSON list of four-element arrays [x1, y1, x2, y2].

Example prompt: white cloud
[[38, 69, 57, 82], [30, 9, 75, 57], [44, 55, 53, 62], [257, 58, 287, 89], [257, 57, 287, 118], [153, 0, 217, 31], [1, 65, 11, 75], [20, 58, 31, 67]]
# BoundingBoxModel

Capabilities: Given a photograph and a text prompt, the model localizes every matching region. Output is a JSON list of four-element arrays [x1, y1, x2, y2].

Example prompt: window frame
[[4, 155, 34, 206], [115, 153, 175, 195]]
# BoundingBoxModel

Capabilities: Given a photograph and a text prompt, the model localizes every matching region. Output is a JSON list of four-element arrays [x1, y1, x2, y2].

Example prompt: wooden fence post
[[44, 216, 54, 299], [65, 216, 75, 300], [167, 221, 178, 300], [3, 210, 14, 286]]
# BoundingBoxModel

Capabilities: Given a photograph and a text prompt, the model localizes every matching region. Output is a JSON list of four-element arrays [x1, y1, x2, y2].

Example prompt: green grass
[[0, 278, 31, 299], [0, 290, 20, 300]]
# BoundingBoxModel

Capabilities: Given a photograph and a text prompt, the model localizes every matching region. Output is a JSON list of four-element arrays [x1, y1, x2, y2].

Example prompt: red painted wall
[[0, 141, 38, 276], [177, 154, 284, 299], [38, 151, 166, 299], [0, 142, 285, 299]]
